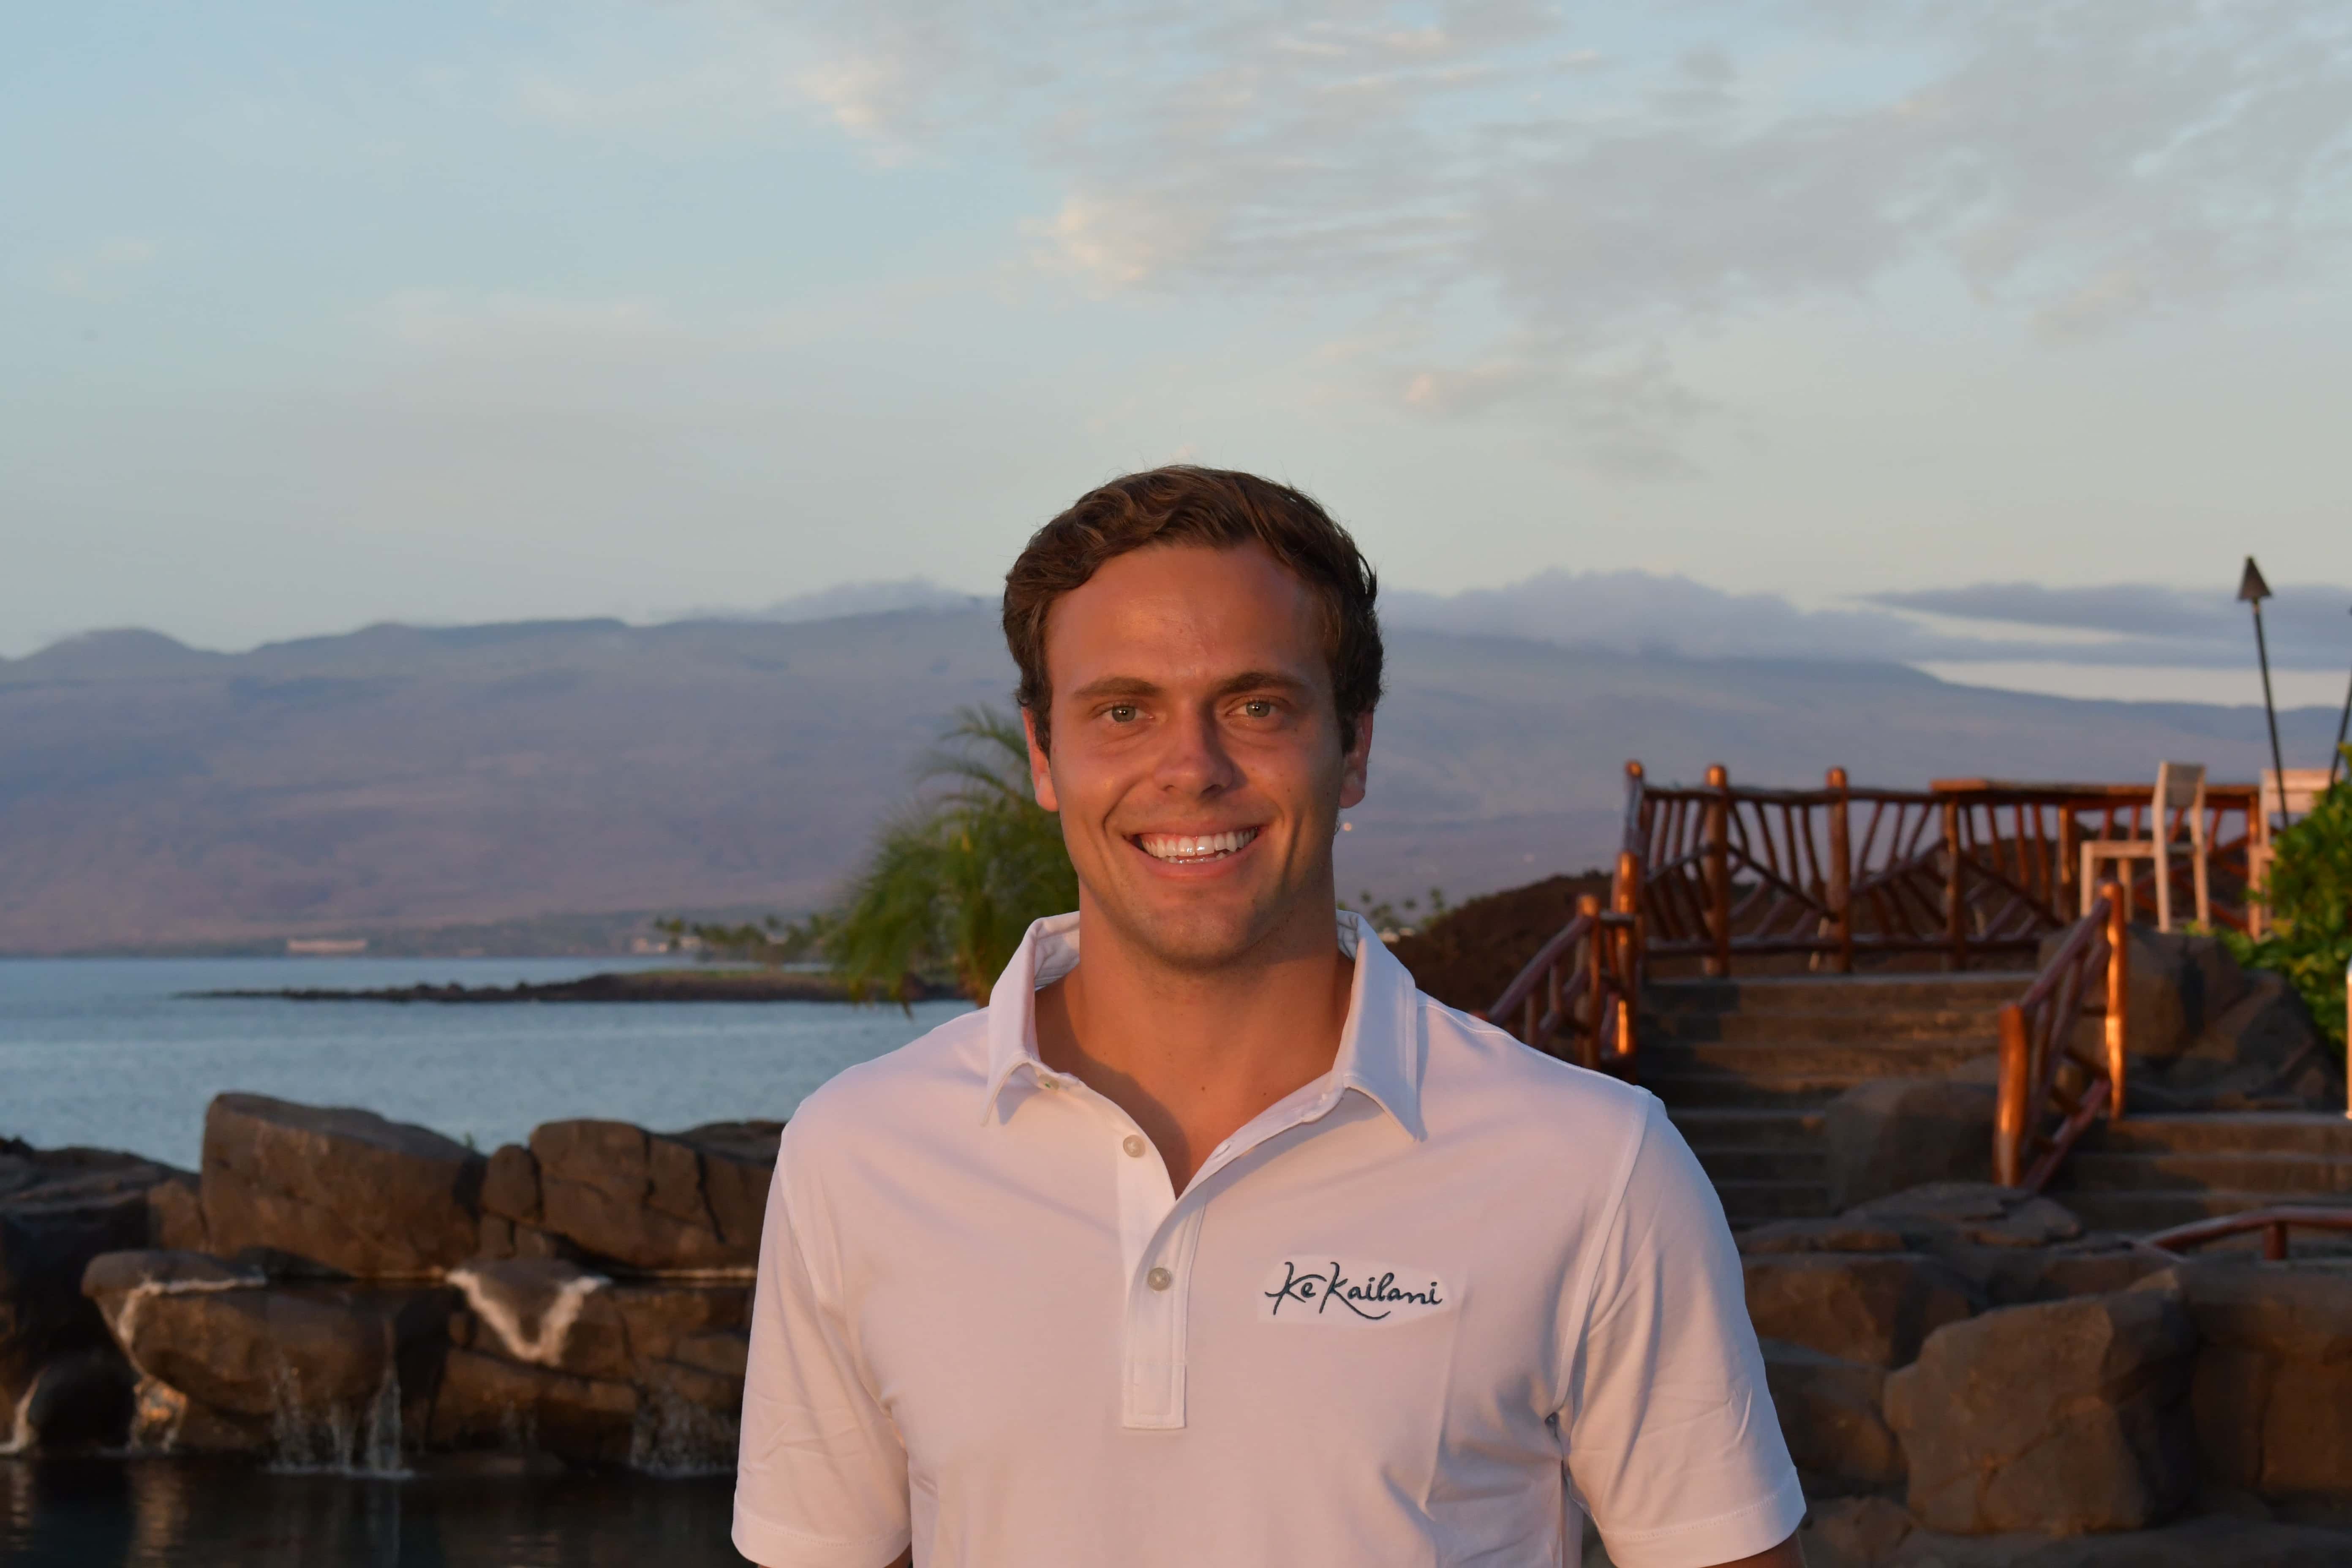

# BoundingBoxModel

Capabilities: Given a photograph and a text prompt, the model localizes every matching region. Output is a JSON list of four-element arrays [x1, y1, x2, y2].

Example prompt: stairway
[[1642, 972, 2352, 1236], [1642, 972, 2029, 1225]]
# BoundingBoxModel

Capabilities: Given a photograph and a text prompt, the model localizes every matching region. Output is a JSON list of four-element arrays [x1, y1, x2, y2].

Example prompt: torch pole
[[2252, 599, 2288, 832]]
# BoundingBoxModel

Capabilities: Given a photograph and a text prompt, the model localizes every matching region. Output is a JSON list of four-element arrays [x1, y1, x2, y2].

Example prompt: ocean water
[[0, 957, 969, 1168]]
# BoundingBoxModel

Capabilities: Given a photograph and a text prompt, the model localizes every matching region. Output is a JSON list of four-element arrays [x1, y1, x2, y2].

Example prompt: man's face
[[1027, 542, 1372, 971]]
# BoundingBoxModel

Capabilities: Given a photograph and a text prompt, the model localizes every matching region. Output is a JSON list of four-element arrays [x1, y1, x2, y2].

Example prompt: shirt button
[[1146, 1267, 1173, 1292], [1122, 1135, 1146, 1158]]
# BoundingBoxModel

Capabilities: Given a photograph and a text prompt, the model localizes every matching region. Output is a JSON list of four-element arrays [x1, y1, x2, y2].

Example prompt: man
[[735, 468, 1806, 1567]]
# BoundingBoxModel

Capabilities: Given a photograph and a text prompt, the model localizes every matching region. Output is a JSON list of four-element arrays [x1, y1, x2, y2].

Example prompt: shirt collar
[[978, 909, 1425, 1141]]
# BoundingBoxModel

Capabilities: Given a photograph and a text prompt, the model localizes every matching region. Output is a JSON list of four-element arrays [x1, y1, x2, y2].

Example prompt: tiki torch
[[2240, 557, 2289, 830]]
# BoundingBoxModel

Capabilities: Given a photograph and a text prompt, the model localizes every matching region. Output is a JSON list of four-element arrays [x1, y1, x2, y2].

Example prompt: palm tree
[[829, 707, 1078, 1004]]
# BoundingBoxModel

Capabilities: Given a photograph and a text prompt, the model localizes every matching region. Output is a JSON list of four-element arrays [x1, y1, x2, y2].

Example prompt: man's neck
[[1032, 902, 1355, 1193]]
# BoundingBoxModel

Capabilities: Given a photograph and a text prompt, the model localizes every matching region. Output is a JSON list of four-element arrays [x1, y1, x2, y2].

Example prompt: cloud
[[1868, 581, 2352, 667], [47, 237, 159, 299]]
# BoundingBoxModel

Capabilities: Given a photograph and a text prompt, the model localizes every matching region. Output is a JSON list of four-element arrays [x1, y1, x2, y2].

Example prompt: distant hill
[[0, 610, 2337, 954]]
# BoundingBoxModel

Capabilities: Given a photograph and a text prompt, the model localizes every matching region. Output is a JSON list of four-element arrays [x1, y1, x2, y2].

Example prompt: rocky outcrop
[[201, 1094, 485, 1275], [517, 1119, 778, 1270], [1885, 1288, 2197, 1535]]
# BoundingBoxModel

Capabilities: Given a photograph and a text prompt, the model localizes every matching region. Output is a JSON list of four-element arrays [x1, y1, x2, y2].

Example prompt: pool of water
[[0, 1455, 747, 1567]]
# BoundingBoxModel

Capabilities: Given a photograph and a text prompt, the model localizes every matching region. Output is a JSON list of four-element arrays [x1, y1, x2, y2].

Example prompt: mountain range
[[1, 609, 2341, 954]]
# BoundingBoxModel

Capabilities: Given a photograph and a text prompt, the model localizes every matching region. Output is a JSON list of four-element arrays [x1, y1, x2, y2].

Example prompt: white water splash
[[103, 1272, 266, 1377], [0, 1386, 33, 1456], [446, 1266, 608, 1368]]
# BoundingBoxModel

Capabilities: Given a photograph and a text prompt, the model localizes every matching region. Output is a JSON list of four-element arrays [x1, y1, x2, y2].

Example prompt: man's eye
[[1106, 703, 1139, 723], [1241, 700, 1275, 719]]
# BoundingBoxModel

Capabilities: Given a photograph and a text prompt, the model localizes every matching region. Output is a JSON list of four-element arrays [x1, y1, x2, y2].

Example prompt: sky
[[6, 1, 2352, 701]]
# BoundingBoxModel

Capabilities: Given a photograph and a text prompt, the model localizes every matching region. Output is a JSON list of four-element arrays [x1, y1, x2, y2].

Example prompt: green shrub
[[2220, 746, 2352, 1055]]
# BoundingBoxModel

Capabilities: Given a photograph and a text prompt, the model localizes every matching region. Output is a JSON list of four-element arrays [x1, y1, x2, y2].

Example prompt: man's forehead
[[1043, 545, 1327, 691]]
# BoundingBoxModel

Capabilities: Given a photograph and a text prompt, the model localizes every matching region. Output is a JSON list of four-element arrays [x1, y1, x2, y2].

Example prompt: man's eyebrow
[[1066, 671, 1312, 702], [1069, 676, 1162, 701], [1212, 670, 1312, 697]]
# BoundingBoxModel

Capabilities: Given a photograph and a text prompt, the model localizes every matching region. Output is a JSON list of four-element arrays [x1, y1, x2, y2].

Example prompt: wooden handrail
[[1994, 884, 2128, 1191], [1484, 852, 1643, 1075], [2144, 1205, 2352, 1262]]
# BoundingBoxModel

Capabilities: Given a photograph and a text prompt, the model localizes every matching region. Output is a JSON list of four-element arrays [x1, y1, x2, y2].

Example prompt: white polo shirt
[[735, 912, 1802, 1568]]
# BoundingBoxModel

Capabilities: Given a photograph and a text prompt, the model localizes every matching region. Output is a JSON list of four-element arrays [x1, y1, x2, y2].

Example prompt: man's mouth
[[1132, 828, 1261, 864]]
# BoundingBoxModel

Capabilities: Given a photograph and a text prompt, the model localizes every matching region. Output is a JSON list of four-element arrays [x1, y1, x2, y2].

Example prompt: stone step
[[1642, 1072, 1852, 1109], [1642, 1039, 1998, 1080], [1642, 1007, 2006, 1045], [2054, 1150, 2352, 1197], [2075, 1112, 2352, 1157], [1712, 1179, 1835, 1224], [1689, 1147, 1829, 1183], [2054, 1190, 2352, 1235], [1666, 1106, 1827, 1153], [1646, 973, 2036, 1015]]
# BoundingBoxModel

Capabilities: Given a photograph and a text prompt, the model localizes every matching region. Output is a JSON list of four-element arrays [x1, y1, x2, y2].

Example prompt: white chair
[[2082, 762, 2208, 932], [2247, 768, 2332, 937]]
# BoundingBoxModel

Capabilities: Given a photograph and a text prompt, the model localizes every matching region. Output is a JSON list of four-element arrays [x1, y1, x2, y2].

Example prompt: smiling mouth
[[1132, 828, 1261, 864]]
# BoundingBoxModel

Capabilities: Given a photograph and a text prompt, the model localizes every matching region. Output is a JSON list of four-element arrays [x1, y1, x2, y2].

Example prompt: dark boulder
[[528, 1119, 778, 1270], [1884, 1288, 2197, 1535], [0, 1138, 180, 1420], [201, 1093, 485, 1276], [428, 1345, 637, 1465]]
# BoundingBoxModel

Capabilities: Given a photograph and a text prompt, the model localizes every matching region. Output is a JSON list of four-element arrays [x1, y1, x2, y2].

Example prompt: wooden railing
[[1994, 884, 2128, 1191], [2144, 1205, 2352, 1261], [1622, 762, 2259, 973], [1483, 852, 1643, 1075]]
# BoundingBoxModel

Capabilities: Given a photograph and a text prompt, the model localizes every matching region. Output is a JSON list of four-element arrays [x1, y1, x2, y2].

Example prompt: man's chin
[[1096, 896, 1283, 973]]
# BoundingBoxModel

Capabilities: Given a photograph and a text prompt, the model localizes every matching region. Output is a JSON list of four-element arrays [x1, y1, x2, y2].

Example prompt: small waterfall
[[446, 1266, 607, 1367], [268, 1366, 411, 1479], [626, 1385, 739, 1477]]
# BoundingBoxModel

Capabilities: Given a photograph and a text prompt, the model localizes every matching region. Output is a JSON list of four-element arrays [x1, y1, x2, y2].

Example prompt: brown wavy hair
[[1003, 466, 1382, 754]]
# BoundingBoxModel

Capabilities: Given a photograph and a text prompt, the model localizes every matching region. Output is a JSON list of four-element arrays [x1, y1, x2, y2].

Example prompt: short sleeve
[[734, 1147, 912, 1568], [1559, 1097, 1805, 1568]]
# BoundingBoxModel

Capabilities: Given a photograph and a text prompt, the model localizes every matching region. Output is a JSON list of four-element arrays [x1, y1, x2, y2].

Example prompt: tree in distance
[[828, 706, 1078, 1005]]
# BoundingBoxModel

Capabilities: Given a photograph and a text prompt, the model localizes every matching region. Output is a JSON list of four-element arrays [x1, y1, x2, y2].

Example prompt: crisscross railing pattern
[[1483, 853, 1642, 1075], [1622, 762, 2257, 972], [1994, 884, 2128, 1190]]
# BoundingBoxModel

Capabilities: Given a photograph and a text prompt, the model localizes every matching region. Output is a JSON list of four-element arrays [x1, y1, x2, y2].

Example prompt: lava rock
[[428, 1345, 638, 1465], [528, 1119, 777, 1270], [1743, 1252, 1977, 1369], [2178, 1261, 2352, 1503], [1884, 1289, 2197, 1535], [0, 1139, 177, 1416], [200, 1093, 485, 1276], [1761, 1339, 1903, 1494], [1797, 1496, 1914, 1568]]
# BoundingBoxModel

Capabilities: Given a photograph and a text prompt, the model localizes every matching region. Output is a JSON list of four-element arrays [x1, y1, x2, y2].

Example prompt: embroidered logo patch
[[1260, 1259, 1450, 1324]]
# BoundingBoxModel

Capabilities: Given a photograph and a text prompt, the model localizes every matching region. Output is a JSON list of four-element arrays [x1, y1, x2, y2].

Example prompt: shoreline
[[189, 967, 951, 1004]]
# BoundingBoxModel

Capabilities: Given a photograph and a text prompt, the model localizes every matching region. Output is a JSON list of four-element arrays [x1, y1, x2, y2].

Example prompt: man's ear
[[1338, 710, 1373, 811], [1022, 707, 1059, 813]]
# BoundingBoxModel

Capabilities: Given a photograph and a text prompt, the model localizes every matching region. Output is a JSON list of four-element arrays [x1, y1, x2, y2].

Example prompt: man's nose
[[1154, 705, 1241, 794]]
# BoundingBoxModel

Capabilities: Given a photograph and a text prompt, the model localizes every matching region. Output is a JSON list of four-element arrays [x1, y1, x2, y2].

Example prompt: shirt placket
[[1045, 1068, 1348, 1432]]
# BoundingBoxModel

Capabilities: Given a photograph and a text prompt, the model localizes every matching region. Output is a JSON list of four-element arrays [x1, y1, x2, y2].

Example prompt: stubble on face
[[1025, 542, 1371, 976]]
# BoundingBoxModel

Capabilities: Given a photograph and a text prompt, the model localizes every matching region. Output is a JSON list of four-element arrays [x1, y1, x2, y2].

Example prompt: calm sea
[[0, 956, 968, 1168], [0, 958, 964, 1565]]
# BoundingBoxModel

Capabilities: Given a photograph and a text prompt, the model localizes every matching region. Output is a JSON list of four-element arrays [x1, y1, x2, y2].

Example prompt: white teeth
[[1137, 828, 1258, 863]]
